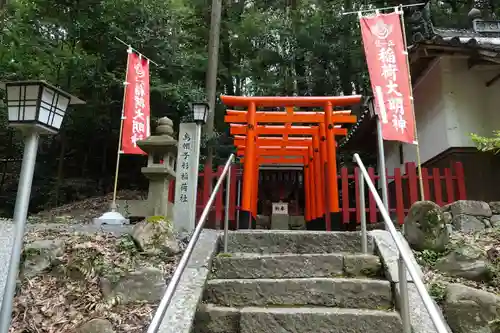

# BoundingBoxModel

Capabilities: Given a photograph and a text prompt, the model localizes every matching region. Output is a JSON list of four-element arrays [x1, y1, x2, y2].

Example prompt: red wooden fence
[[340, 161, 466, 225], [168, 161, 466, 227]]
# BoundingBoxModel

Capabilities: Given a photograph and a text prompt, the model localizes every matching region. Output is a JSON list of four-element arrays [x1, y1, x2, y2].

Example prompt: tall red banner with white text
[[360, 12, 416, 144], [121, 51, 150, 154]]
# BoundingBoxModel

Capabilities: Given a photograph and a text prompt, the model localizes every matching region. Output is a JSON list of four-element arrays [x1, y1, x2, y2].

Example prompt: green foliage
[[471, 131, 500, 155], [146, 215, 168, 224], [489, 318, 500, 332], [428, 282, 447, 303], [0, 0, 206, 213], [415, 249, 442, 267], [116, 234, 139, 254]]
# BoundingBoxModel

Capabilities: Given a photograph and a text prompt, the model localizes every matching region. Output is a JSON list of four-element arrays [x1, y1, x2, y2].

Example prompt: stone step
[[203, 277, 393, 310], [211, 253, 382, 279], [221, 230, 373, 254], [240, 306, 403, 333], [194, 304, 239, 333], [194, 304, 403, 333]]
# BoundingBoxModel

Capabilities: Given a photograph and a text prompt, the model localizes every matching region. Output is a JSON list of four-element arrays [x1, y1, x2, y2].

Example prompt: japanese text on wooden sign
[[173, 123, 199, 232], [359, 12, 416, 144], [179, 132, 192, 203]]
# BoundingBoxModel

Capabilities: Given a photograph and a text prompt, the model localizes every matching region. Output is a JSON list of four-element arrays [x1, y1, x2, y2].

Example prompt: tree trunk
[[221, 0, 235, 95], [340, 0, 354, 96]]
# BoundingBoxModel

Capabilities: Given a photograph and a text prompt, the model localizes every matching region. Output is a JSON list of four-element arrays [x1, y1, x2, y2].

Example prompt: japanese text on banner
[[179, 132, 191, 203], [359, 12, 416, 144], [121, 51, 151, 154]]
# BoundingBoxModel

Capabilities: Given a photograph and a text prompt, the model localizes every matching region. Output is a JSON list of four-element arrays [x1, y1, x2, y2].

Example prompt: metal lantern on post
[[192, 102, 209, 125], [189, 101, 209, 227], [4, 80, 84, 133], [0, 80, 84, 333], [191, 101, 209, 176]]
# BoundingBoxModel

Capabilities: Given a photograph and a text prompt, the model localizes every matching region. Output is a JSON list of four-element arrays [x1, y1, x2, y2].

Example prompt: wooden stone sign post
[[173, 122, 201, 232]]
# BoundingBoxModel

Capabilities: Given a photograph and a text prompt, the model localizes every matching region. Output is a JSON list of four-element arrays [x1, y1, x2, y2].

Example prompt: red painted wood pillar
[[308, 146, 317, 222], [319, 123, 331, 230], [313, 133, 325, 224], [304, 161, 311, 222], [240, 102, 256, 228], [324, 101, 340, 230]]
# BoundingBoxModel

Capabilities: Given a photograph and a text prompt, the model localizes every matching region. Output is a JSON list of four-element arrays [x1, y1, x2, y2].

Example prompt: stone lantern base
[[93, 201, 130, 225], [93, 209, 130, 226]]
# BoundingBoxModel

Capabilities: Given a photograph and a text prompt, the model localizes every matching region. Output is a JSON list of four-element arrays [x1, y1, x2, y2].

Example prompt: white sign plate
[[272, 202, 288, 215]]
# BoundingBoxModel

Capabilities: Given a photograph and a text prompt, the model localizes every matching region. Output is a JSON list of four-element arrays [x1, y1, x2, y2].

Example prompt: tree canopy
[[0, 0, 497, 214]]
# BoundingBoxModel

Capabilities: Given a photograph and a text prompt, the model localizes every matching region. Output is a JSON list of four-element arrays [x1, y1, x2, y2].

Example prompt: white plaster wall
[[385, 55, 500, 175]]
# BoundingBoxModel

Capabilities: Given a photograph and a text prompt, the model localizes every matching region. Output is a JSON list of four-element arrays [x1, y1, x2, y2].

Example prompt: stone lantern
[[136, 116, 177, 217]]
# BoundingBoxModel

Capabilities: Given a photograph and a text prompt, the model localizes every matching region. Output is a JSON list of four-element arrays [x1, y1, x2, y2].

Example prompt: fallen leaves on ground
[[419, 227, 500, 295], [31, 190, 145, 224], [10, 228, 180, 333]]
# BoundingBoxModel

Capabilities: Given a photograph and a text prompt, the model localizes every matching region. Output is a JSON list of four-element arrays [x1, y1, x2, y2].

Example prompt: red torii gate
[[222, 95, 361, 230], [236, 144, 321, 226], [237, 146, 309, 222]]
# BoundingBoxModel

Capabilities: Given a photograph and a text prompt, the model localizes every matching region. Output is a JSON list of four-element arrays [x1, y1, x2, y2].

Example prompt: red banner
[[121, 51, 150, 155], [360, 12, 416, 144]]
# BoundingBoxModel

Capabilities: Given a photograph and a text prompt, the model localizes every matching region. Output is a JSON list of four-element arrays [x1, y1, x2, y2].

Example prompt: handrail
[[147, 154, 235, 333], [353, 153, 448, 333]]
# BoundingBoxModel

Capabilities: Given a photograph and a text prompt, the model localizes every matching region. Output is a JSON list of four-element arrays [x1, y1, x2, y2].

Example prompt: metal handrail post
[[147, 154, 234, 333], [399, 254, 411, 332], [353, 153, 449, 333], [358, 173, 368, 253], [236, 178, 241, 229], [223, 164, 231, 253]]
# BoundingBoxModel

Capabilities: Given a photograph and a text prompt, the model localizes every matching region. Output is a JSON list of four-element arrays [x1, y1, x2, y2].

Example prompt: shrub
[[471, 131, 500, 155]]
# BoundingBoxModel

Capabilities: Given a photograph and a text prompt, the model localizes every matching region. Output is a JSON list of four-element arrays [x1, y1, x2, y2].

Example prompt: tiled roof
[[338, 100, 372, 149], [413, 27, 500, 52]]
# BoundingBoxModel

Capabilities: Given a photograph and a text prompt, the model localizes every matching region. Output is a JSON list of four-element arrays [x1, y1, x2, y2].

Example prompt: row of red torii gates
[[221, 94, 362, 231]]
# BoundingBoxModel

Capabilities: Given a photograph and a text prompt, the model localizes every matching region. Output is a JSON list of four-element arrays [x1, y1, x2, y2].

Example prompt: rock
[[443, 283, 500, 333], [289, 216, 306, 230], [404, 201, 449, 252], [131, 218, 180, 255], [491, 320, 500, 333], [486, 247, 499, 264], [176, 231, 192, 251], [443, 211, 453, 225], [21, 239, 65, 278], [452, 215, 486, 233], [256, 215, 270, 229], [442, 204, 452, 212], [489, 202, 500, 215], [99, 277, 113, 296], [78, 318, 115, 333], [435, 246, 491, 281], [448, 200, 492, 217], [107, 266, 165, 304], [343, 254, 382, 277], [491, 215, 500, 228]]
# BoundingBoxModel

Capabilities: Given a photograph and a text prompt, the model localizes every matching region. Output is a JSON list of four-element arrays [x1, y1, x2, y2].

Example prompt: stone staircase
[[193, 230, 404, 333]]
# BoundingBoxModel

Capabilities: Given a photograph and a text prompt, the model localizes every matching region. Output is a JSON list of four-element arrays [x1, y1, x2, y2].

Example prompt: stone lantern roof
[[137, 117, 177, 156]]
